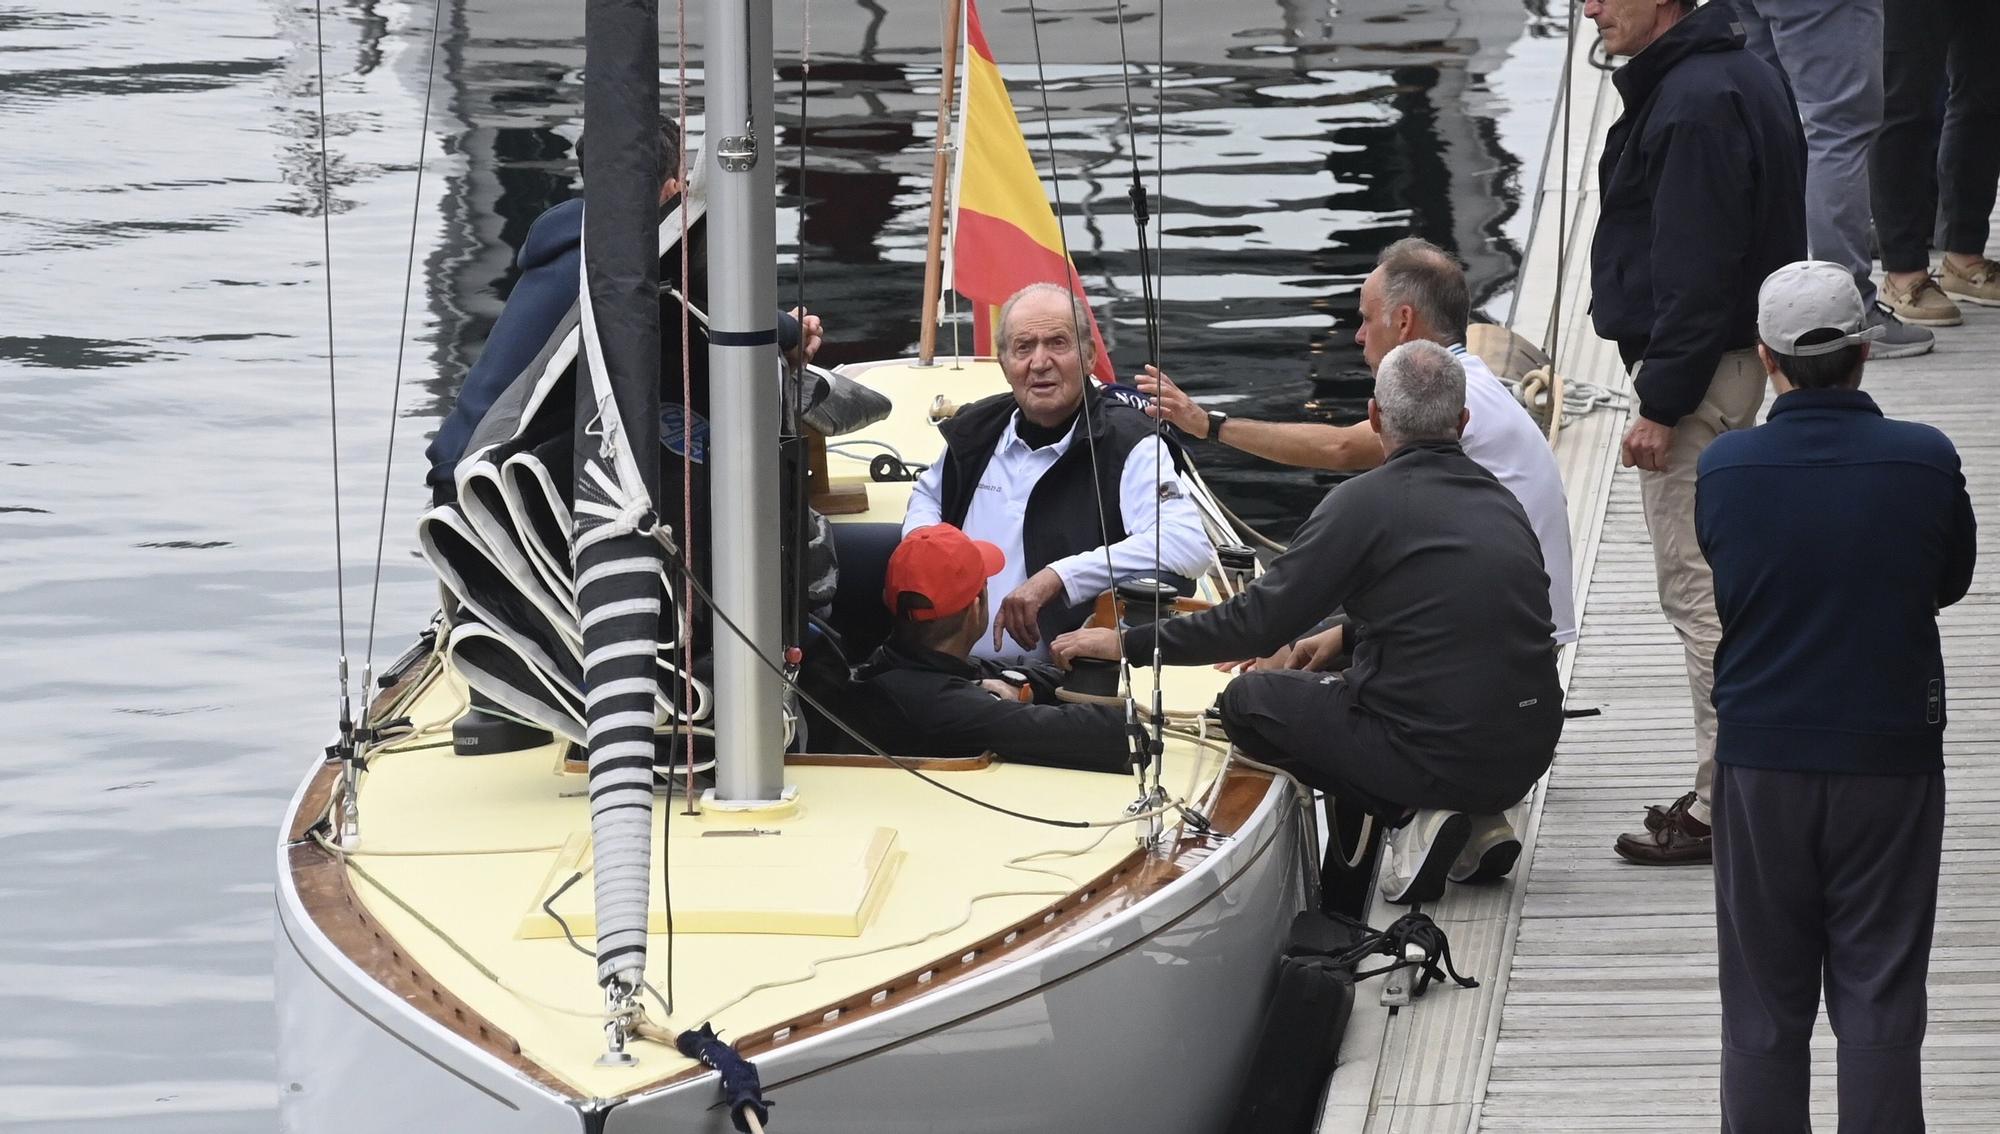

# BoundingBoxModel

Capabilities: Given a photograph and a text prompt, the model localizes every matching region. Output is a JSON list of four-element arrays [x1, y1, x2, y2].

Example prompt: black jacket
[[1591, 1, 1806, 426], [1124, 440, 1563, 806], [1698, 388, 1976, 775], [848, 641, 1133, 772], [934, 383, 1182, 643]]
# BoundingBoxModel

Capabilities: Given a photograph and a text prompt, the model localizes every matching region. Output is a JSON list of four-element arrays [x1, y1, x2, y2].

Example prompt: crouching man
[[848, 524, 1136, 773], [1054, 341, 1563, 904], [1700, 261, 1975, 1131]]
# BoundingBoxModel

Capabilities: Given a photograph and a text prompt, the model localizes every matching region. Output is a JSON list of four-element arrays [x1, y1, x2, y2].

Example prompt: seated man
[[903, 282, 1213, 662], [1055, 341, 1564, 905], [1138, 237, 1576, 646], [425, 119, 823, 503], [848, 524, 1134, 772]]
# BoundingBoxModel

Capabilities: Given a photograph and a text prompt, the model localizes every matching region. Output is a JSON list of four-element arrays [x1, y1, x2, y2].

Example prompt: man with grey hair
[[903, 282, 1212, 661], [1137, 238, 1576, 648], [1056, 341, 1564, 905]]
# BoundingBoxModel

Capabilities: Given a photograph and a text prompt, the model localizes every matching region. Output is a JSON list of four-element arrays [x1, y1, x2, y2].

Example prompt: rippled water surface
[[0, 0, 1565, 1127]]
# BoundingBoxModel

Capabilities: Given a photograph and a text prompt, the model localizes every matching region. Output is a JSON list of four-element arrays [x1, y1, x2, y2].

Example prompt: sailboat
[[273, 0, 1315, 1129]]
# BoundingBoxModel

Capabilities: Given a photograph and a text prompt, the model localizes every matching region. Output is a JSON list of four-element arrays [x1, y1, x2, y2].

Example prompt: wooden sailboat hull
[[274, 764, 1311, 1132]]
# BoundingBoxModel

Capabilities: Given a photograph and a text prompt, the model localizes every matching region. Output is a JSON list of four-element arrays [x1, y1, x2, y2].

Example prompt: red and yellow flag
[[951, 0, 1116, 383]]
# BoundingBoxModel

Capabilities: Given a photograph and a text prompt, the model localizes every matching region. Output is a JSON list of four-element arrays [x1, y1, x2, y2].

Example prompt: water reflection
[[0, 1, 1562, 1128]]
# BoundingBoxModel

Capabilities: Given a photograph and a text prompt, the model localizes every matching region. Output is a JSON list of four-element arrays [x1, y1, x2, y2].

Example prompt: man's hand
[[1134, 365, 1209, 437], [1288, 624, 1344, 671], [1620, 416, 1673, 473], [993, 568, 1067, 652], [1215, 644, 1291, 675], [786, 306, 824, 370], [1051, 626, 1122, 667]]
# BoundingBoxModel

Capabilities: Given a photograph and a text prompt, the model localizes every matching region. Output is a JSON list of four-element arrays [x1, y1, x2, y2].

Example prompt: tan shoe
[[1942, 257, 2000, 308], [1881, 273, 1963, 326]]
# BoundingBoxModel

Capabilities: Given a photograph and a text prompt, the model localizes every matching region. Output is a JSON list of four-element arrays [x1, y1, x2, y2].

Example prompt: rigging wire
[[1020, 0, 1150, 795], [312, 0, 351, 718], [360, 0, 447, 688], [675, 0, 699, 818], [1548, 0, 1577, 369]]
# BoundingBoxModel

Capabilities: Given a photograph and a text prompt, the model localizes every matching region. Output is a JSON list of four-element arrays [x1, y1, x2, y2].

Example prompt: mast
[[576, 0, 662, 1062], [916, 0, 965, 365], [707, 0, 788, 801]]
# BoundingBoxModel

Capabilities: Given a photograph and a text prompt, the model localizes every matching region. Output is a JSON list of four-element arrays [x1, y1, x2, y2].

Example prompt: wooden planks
[[1475, 246, 2000, 1128]]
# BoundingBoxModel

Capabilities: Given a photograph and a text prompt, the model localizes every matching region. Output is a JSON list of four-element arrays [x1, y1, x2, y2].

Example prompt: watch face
[[1000, 669, 1028, 685]]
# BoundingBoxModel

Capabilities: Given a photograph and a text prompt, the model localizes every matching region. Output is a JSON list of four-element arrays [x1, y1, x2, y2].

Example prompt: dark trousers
[[1870, 0, 2000, 270], [1713, 763, 1945, 1134], [1219, 669, 1515, 817]]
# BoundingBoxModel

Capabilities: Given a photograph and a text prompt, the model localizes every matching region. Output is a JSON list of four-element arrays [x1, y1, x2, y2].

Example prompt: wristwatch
[[1205, 409, 1228, 442]]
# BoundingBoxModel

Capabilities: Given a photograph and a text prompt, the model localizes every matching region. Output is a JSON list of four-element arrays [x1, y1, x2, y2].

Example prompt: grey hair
[[996, 282, 1097, 371], [1376, 237, 1470, 341], [1374, 340, 1466, 444]]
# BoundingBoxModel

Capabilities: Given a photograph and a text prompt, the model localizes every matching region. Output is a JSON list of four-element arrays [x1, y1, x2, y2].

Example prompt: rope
[[361, 0, 447, 688]]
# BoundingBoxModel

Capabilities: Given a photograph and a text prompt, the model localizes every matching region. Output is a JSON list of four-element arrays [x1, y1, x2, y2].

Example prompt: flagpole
[[916, 0, 964, 366]]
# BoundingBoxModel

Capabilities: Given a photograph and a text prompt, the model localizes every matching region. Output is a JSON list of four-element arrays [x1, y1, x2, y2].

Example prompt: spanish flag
[[950, 0, 1117, 383]]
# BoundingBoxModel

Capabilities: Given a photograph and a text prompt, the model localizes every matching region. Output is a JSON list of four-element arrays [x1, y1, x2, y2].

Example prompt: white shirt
[[904, 412, 1215, 661], [1453, 345, 1579, 644]]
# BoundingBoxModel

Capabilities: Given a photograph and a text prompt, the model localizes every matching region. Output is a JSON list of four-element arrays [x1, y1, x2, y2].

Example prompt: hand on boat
[[787, 306, 824, 369], [1134, 365, 1207, 437], [1620, 416, 1672, 473], [1051, 626, 1121, 667], [994, 567, 1066, 652]]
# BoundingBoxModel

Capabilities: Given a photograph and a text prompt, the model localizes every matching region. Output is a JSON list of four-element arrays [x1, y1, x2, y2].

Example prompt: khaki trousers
[[1635, 350, 1767, 825]]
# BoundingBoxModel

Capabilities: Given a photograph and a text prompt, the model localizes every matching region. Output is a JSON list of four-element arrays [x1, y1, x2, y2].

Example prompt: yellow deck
[[340, 356, 1243, 1097]]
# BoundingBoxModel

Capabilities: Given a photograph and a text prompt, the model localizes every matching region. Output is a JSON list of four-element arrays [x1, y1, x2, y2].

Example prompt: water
[[0, 0, 1565, 1127]]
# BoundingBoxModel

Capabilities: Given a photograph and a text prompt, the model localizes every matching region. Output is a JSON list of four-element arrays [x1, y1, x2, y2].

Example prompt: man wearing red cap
[[846, 524, 1134, 771]]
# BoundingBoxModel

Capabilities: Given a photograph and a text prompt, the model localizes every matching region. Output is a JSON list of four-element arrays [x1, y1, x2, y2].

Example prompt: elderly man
[[1700, 261, 1974, 1131], [903, 282, 1213, 662], [1586, 0, 1807, 866], [1138, 237, 1576, 647], [1055, 342, 1563, 905]]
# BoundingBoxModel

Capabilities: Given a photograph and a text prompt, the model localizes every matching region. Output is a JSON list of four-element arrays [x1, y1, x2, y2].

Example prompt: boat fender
[[1223, 951, 1355, 1133], [675, 1024, 773, 1133]]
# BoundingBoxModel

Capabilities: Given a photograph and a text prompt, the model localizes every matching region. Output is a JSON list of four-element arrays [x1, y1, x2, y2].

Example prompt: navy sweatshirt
[[1697, 388, 1976, 775], [1590, 0, 1806, 426], [1125, 440, 1563, 806]]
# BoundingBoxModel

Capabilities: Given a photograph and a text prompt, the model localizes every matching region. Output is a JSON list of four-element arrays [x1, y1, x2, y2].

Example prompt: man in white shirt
[[903, 283, 1213, 662], [1135, 237, 1574, 888], [1139, 237, 1577, 647]]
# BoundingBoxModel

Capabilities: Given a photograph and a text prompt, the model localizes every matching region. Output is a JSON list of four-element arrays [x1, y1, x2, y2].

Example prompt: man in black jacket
[[1586, 0, 1808, 866], [1698, 261, 1975, 1131], [848, 524, 1133, 772], [1055, 342, 1564, 905]]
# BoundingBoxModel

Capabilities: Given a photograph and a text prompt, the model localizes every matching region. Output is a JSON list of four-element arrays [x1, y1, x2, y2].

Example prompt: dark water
[[0, 0, 1564, 1127]]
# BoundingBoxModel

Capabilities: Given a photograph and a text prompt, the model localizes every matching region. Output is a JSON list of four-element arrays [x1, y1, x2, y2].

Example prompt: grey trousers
[[1714, 763, 1945, 1134], [1635, 351, 1766, 824], [1739, 0, 1885, 306]]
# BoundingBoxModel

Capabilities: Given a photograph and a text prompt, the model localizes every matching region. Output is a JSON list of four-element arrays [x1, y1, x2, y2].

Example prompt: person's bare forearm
[[1216, 418, 1383, 472]]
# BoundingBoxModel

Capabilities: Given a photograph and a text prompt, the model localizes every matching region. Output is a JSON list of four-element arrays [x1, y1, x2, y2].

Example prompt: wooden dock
[[1324, 20, 2000, 1133]]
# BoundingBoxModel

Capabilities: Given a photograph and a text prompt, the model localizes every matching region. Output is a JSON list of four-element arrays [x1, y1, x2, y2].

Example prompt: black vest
[[935, 384, 1179, 644]]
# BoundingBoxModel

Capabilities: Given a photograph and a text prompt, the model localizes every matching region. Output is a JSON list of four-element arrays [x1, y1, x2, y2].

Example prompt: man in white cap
[[1696, 260, 1975, 1131]]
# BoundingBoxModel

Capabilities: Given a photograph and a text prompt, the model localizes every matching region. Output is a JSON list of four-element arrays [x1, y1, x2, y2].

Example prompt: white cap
[[1757, 260, 1884, 357]]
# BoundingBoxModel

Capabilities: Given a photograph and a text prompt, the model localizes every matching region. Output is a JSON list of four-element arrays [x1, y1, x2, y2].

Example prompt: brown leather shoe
[[1616, 795, 1712, 865]]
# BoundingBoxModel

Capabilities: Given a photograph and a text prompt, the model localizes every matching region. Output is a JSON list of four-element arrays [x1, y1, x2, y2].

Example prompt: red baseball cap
[[883, 524, 1007, 621]]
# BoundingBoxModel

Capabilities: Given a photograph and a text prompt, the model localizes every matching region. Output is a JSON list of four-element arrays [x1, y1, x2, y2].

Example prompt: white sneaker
[[1449, 812, 1522, 884], [1379, 809, 1471, 906]]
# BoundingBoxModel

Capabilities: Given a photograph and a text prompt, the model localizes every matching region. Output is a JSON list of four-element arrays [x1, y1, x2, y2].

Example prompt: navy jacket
[[1698, 388, 1976, 775], [426, 199, 586, 495], [1591, 1, 1806, 426], [425, 197, 803, 499]]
